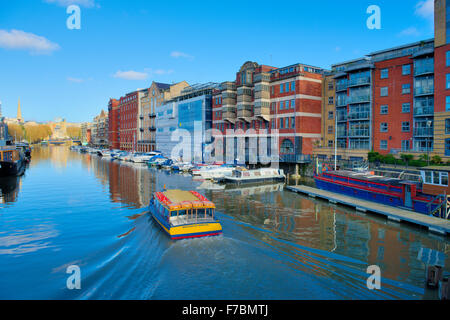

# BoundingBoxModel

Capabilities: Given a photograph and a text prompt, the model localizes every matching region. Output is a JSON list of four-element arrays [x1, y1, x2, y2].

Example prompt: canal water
[[0, 146, 448, 300]]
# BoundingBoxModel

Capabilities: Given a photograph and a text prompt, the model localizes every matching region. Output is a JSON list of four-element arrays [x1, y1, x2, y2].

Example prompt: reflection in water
[[0, 146, 448, 300], [0, 175, 21, 204]]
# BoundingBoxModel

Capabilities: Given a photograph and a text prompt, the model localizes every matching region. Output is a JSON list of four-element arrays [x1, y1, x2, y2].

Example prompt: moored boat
[[0, 147, 26, 177], [149, 189, 222, 240], [314, 169, 444, 216], [222, 168, 286, 184]]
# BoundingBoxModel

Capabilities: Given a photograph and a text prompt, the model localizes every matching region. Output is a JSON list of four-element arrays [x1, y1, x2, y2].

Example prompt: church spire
[[17, 98, 22, 122]]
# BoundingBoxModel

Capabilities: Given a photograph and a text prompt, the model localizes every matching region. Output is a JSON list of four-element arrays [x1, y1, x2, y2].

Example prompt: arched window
[[280, 139, 294, 154]]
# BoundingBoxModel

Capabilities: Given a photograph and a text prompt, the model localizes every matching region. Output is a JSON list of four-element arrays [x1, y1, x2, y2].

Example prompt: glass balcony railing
[[414, 87, 434, 96], [336, 99, 347, 107], [336, 130, 347, 137], [348, 129, 370, 137], [413, 106, 434, 116], [336, 112, 347, 122], [348, 112, 370, 120], [348, 95, 370, 104], [348, 77, 371, 87], [336, 82, 347, 91], [414, 64, 434, 76], [413, 127, 433, 137]]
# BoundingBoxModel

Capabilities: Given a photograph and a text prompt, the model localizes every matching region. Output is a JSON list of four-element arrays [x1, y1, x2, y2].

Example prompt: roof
[[164, 190, 200, 203], [422, 166, 450, 172], [154, 82, 171, 90], [156, 189, 215, 209]]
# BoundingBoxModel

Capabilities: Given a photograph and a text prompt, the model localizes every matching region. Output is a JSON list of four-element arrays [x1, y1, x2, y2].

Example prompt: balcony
[[414, 65, 434, 76], [348, 129, 370, 137], [414, 87, 434, 96], [254, 106, 270, 118], [148, 113, 156, 118], [348, 112, 370, 121], [413, 127, 433, 137], [336, 98, 347, 107], [348, 77, 371, 87], [336, 82, 347, 92], [279, 154, 312, 164], [413, 106, 434, 117], [348, 95, 370, 104]]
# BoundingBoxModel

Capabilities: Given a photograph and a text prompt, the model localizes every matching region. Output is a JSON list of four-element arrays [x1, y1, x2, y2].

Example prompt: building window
[[447, 97, 450, 112], [328, 97, 334, 105], [280, 83, 284, 93], [291, 81, 295, 92], [446, 119, 450, 134], [291, 99, 295, 108], [328, 111, 334, 119], [286, 82, 290, 92], [447, 51, 450, 67], [402, 103, 411, 113], [328, 81, 334, 90], [328, 126, 333, 134], [280, 101, 284, 110], [402, 64, 411, 75], [380, 122, 388, 132], [446, 139, 450, 156], [291, 117, 295, 128], [380, 105, 388, 114], [380, 87, 388, 97], [328, 140, 333, 147], [280, 139, 294, 154], [279, 118, 284, 129], [285, 100, 290, 108], [285, 118, 289, 128], [401, 140, 410, 151], [447, 74, 450, 89], [402, 83, 411, 94], [402, 121, 410, 132], [381, 68, 389, 79], [380, 140, 388, 150]]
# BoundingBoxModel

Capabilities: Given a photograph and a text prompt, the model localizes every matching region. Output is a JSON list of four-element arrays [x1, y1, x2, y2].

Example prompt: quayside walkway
[[286, 185, 450, 236]]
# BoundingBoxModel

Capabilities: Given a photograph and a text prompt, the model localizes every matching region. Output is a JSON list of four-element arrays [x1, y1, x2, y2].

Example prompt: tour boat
[[221, 168, 286, 184], [0, 147, 26, 177], [314, 169, 443, 216], [149, 189, 222, 240]]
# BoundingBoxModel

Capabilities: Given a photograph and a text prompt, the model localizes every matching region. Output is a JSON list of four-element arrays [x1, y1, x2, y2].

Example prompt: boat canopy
[[155, 190, 216, 210]]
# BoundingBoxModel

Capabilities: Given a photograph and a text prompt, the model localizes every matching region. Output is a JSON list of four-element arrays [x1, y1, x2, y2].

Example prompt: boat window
[[425, 171, 432, 184], [441, 173, 448, 186], [197, 208, 206, 217], [433, 171, 440, 185], [178, 210, 187, 216], [171, 211, 178, 217]]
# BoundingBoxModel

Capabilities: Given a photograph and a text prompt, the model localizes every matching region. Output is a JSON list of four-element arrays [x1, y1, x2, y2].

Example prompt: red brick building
[[212, 61, 324, 166], [108, 98, 120, 150], [118, 90, 147, 151], [371, 54, 415, 155]]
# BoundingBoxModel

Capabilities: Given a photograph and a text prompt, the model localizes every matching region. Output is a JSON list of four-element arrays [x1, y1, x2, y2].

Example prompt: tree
[[7, 123, 25, 142], [400, 154, 414, 167], [431, 155, 442, 165]]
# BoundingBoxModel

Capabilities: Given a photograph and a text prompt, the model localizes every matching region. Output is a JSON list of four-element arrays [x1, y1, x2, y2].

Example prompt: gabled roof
[[154, 82, 171, 90]]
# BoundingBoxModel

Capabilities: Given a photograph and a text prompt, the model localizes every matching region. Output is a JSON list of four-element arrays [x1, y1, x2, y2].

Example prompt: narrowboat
[[149, 189, 222, 240], [0, 147, 26, 177], [221, 168, 286, 184], [314, 170, 444, 216]]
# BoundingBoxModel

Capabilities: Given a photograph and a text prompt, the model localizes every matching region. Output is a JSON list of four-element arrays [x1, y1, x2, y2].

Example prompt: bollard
[[439, 278, 449, 300], [426, 265, 443, 288]]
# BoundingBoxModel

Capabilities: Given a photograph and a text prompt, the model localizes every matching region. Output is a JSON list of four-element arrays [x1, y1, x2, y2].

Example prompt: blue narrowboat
[[314, 170, 443, 216]]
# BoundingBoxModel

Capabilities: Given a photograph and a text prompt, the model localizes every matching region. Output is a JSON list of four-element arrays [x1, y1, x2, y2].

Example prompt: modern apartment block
[[137, 81, 189, 153], [314, 39, 436, 162], [212, 61, 324, 166], [156, 83, 218, 162]]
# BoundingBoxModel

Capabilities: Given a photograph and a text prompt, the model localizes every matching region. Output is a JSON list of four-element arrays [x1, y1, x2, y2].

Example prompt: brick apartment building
[[212, 61, 324, 167]]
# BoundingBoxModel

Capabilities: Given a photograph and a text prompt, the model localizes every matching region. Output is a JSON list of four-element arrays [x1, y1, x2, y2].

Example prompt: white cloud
[[415, 0, 434, 21], [113, 70, 148, 81], [67, 77, 84, 83], [43, 0, 98, 8], [153, 69, 174, 75], [0, 29, 60, 54], [398, 26, 421, 37], [170, 51, 194, 60]]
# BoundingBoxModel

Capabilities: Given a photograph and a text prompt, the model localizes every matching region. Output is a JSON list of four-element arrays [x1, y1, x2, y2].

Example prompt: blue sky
[[0, 0, 435, 123]]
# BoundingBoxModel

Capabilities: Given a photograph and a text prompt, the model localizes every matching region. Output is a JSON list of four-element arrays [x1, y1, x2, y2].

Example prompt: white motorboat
[[130, 152, 160, 163], [198, 165, 236, 180]]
